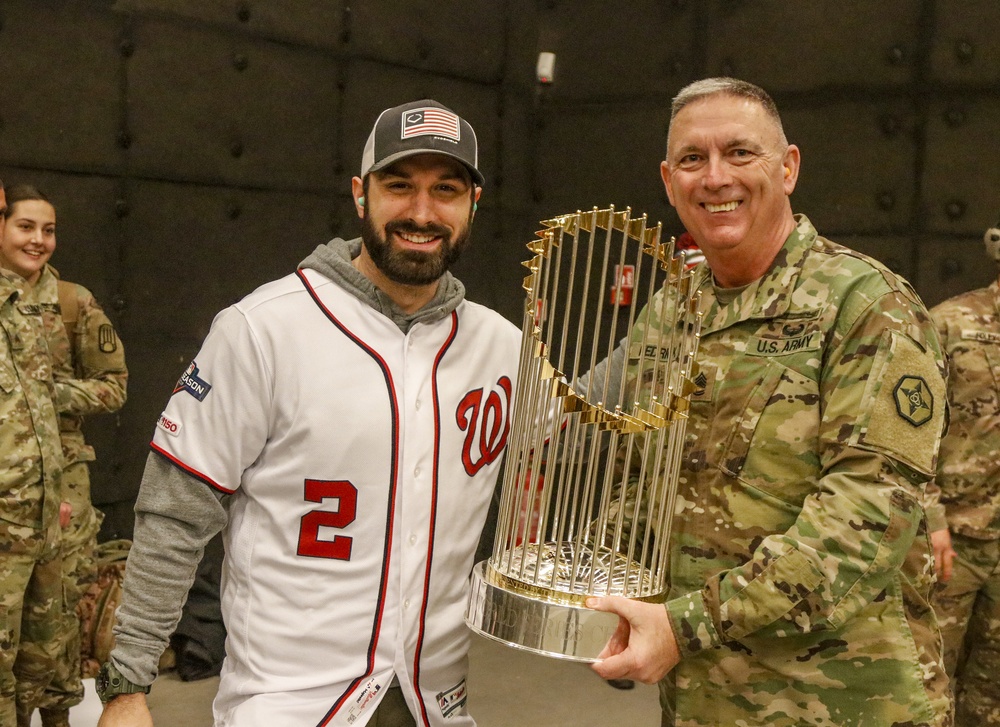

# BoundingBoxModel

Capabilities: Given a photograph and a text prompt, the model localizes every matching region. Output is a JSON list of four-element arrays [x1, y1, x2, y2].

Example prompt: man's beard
[[361, 212, 472, 286]]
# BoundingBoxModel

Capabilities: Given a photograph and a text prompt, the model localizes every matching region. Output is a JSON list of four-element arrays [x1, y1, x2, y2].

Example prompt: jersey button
[[404, 599, 411, 609], [414, 466, 421, 477], [415, 399, 422, 410], [409, 534, 417, 545]]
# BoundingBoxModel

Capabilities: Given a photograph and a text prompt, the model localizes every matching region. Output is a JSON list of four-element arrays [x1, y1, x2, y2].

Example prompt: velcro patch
[[749, 331, 820, 356], [690, 364, 715, 402], [857, 330, 945, 474], [748, 316, 823, 357], [961, 329, 1000, 344], [627, 341, 676, 362], [893, 376, 933, 426], [98, 323, 118, 353]]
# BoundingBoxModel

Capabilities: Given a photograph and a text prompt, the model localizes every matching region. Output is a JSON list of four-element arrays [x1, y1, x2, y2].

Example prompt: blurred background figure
[[1, 184, 127, 727], [927, 218, 1000, 727], [0, 177, 65, 727]]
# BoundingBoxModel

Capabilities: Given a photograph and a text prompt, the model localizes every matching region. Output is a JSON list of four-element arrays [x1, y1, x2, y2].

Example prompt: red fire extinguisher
[[609, 264, 635, 306]]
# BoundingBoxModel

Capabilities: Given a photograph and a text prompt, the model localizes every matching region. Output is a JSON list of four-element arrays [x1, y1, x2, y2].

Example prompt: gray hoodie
[[300, 237, 465, 333]]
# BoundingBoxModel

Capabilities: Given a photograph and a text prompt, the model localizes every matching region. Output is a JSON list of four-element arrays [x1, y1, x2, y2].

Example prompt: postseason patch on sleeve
[[173, 360, 213, 401]]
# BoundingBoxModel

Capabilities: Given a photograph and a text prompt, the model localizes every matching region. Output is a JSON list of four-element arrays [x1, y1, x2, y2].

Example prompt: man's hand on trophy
[[585, 596, 680, 684]]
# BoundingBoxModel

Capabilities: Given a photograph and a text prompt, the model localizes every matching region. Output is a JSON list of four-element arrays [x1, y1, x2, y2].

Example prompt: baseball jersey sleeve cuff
[[665, 590, 723, 657]]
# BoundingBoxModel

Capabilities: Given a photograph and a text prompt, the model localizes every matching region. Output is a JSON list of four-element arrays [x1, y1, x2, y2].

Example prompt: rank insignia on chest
[[689, 364, 715, 401], [893, 375, 933, 426]]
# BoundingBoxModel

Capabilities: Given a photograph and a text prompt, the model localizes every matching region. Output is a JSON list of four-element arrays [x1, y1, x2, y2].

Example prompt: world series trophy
[[465, 206, 703, 662]]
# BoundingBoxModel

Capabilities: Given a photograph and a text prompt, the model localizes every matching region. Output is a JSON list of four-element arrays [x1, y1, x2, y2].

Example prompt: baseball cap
[[360, 99, 484, 186]]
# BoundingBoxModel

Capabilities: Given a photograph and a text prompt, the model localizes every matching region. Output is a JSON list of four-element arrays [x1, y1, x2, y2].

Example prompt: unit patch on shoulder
[[857, 330, 945, 474], [98, 323, 118, 353], [892, 375, 933, 426], [173, 361, 212, 401]]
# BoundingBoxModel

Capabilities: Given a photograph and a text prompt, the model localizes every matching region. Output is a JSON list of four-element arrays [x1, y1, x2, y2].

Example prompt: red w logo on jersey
[[456, 376, 513, 476]]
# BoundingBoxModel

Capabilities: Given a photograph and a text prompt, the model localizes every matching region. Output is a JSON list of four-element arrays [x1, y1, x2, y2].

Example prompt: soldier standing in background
[[926, 220, 1000, 726], [1, 184, 128, 727], [585, 77, 952, 726], [0, 178, 66, 727]]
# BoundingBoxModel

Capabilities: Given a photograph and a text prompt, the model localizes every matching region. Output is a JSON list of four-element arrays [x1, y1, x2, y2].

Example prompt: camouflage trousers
[[32, 462, 102, 713], [933, 533, 1000, 726], [0, 519, 61, 727]]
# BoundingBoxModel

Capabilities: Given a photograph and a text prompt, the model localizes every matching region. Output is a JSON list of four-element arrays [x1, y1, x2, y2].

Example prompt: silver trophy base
[[465, 561, 621, 663]]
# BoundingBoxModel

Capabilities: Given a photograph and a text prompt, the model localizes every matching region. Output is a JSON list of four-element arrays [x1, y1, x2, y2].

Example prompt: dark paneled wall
[[0, 0, 995, 539]]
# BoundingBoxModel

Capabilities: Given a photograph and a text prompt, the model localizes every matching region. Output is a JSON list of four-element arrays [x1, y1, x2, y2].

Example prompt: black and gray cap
[[360, 99, 484, 186]]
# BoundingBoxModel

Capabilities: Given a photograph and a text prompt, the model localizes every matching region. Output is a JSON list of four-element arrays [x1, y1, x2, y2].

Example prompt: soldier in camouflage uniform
[[587, 78, 952, 726], [0, 180, 66, 727], [0, 185, 128, 727], [924, 222, 1000, 725]]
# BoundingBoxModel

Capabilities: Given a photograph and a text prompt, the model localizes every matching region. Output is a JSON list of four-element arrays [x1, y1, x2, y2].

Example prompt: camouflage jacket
[[0, 270, 63, 532], [32, 265, 128, 466], [630, 216, 950, 726], [924, 279, 1000, 539]]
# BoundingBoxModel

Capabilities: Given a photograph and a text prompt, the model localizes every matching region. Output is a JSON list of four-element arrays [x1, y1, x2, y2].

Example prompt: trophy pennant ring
[[465, 206, 703, 662]]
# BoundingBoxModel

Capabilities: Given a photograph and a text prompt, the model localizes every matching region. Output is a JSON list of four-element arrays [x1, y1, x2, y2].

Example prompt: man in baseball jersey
[[96, 99, 521, 727]]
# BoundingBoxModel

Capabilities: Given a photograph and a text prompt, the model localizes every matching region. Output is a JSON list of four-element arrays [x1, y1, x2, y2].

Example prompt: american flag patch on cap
[[401, 108, 461, 141]]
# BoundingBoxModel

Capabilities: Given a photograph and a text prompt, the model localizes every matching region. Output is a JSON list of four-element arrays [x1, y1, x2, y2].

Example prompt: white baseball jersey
[[151, 267, 520, 726]]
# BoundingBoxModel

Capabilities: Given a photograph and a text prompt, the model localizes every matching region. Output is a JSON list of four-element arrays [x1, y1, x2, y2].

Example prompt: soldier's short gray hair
[[668, 77, 787, 151]]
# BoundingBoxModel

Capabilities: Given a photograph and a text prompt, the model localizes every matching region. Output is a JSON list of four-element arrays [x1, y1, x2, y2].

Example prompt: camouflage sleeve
[[53, 285, 128, 416], [920, 307, 951, 532], [667, 286, 946, 654], [922, 480, 948, 533]]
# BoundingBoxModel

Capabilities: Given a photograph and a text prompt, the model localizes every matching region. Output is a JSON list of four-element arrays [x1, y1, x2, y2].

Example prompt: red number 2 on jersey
[[297, 479, 358, 560]]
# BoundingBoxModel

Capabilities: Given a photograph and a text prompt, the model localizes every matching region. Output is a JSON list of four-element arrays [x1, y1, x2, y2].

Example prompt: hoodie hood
[[298, 237, 466, 333]]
